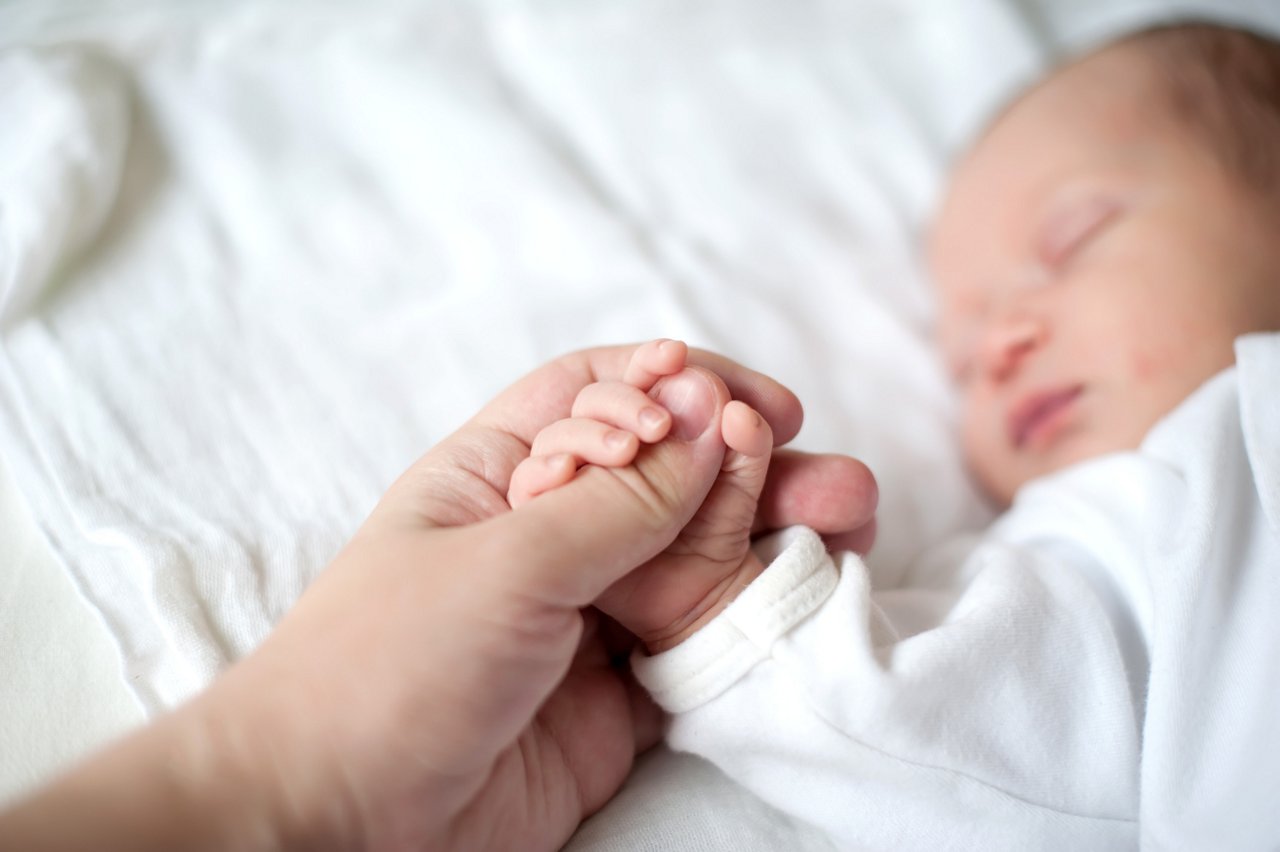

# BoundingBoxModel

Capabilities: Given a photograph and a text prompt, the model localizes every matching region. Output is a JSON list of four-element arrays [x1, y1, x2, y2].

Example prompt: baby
[[512, 22, 1280, 850]]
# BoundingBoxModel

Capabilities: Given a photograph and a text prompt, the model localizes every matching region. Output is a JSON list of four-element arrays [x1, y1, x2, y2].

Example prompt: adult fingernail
[[654, 372, 715, 440]]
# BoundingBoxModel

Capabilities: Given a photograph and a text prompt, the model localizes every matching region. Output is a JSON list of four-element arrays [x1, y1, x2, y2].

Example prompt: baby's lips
[[652, 370, 718, 440]]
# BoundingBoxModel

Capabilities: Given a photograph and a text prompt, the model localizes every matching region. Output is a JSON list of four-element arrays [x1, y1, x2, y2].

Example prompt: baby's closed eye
[[1036, 193, 1124, 270]]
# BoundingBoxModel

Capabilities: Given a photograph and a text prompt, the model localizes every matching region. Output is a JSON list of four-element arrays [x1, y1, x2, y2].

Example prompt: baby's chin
[[971, 435, 1115, 508], [991, 436, 1158, 508], [962, 449, 1036, 509], [969, 466, 1020, 511]]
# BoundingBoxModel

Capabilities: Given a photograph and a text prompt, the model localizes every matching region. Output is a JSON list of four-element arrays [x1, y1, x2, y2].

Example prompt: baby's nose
[[979, 316, 1045, 382]]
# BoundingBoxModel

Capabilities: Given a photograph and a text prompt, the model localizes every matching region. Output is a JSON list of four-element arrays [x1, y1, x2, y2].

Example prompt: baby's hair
[[1114, 21, 1280, 196]]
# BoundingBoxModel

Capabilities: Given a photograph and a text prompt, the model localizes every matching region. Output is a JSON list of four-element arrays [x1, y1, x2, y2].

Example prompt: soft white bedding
[[2, 0, 1276, 846]]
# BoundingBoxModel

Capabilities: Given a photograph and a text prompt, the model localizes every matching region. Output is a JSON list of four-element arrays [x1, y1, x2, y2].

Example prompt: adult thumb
[[488, 366, 732, 607]]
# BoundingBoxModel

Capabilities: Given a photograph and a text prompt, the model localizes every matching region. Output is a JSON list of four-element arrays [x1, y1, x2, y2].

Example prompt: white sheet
[[3, 0, 1277, 846]]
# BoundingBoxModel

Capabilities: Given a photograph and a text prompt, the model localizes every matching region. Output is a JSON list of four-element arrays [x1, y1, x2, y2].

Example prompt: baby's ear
[[0, 47, 130, 323]]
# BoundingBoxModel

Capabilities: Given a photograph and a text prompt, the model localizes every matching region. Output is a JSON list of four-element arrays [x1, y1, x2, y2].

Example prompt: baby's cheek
[[960, 405, 999, 475], [1121, 322, 1193, 385], [1127, 351, 1160, 383], [1125, 333, 1216, 392], [1112, 313, 1169, 382], [961, 394, 1029, 504]]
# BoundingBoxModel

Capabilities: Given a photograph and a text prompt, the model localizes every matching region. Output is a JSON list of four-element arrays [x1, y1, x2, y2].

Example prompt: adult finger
[[823, 517, 879, 556], [687, 348, 804, 446], [754, 449, 879, 541]]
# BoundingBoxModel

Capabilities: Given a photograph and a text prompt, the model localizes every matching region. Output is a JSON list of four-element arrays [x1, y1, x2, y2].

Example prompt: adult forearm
[[0, 666, 350, 852]]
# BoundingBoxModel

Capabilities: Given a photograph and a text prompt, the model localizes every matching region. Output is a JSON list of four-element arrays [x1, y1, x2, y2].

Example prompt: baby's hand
[[508, 339, 774, 652], [506, 338, 687, 508]]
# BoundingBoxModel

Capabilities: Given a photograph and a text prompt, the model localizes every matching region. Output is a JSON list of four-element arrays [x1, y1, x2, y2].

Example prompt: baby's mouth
[[1008, 385, 1084, 450]]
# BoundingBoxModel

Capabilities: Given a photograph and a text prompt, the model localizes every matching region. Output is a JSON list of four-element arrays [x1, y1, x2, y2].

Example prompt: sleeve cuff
[[630, 526, 838, 713]]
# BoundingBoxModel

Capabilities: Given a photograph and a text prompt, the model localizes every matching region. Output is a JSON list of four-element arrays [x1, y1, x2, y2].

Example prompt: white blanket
[[2, 0, 1277, 846]]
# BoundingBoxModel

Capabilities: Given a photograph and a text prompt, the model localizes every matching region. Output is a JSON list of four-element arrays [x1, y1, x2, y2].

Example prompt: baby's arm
[[508, 339, 774, 651], [624, 531, 1141, 848]]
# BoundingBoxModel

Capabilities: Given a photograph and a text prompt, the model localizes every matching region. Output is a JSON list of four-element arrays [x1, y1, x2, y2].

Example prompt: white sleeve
[[630, 526, 1139, 850]]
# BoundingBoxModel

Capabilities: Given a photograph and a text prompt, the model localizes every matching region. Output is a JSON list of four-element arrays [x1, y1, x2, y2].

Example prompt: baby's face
[[930, 44, 1280, 505]]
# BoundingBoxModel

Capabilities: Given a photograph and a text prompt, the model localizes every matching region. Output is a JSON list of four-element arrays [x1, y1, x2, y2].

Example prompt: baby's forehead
[[954, 18, 1280, 208], [926, 50, 1147, 322], [929, 41, 1171, 254], [1052, 24, 1280, 198], [987, 42, 1166, 144]]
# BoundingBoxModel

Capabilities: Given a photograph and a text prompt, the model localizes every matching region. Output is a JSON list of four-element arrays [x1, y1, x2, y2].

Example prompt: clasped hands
[[1, 340, 876, 852]]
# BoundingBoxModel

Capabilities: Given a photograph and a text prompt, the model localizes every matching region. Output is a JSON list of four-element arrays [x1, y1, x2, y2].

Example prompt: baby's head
[[930, 21, 1280, 506]]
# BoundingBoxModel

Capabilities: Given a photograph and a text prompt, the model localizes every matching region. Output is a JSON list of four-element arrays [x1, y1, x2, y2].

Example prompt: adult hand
[[0, 343, 877, 852], [387, 343, 877, 548], [279, 344, 876, 848]]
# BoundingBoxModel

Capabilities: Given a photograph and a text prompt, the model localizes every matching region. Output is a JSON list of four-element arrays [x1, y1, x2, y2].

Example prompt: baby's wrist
[[643, 550, 767, 654]]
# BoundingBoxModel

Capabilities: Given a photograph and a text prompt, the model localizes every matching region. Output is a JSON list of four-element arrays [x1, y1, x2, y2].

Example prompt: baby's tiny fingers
[[622, 338, 688, 390], [531, 417, 640, 467], [508, 453, 576, 509], [572, 382, 672, 443], [716, 403, 774, 524], [721, 400, 773, 459]]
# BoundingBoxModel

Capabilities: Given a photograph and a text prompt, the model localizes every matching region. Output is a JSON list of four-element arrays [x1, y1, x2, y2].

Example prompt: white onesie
[[633, 332, 1280, 850]]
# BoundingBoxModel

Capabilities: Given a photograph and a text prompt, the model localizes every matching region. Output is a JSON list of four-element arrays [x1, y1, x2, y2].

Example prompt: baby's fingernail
[[639, 406, 668, 432], [654, 372, 715, 441], [605, 430, 632, 450]]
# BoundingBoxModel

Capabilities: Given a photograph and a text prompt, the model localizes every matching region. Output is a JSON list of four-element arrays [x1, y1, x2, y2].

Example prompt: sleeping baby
[[510, 21, 1280, 850]]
